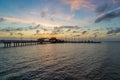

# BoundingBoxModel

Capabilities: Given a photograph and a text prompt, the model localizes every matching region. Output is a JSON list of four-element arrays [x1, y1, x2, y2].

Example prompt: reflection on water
[[0, 43, 120, 80]]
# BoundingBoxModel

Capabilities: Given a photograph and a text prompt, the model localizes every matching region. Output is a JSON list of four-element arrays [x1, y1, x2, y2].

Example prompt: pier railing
[[0, 39, 101, 48], [0, 40, 42, 48]]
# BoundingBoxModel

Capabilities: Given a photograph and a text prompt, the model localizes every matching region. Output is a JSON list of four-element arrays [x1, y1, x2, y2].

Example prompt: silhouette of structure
[[49, 37, 64, 43], [0, 37, 101, 48], [0, 40, 41, 48]]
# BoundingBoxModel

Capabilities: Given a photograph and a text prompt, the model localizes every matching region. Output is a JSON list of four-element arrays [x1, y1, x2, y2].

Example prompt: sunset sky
[[0, 0, 120, 41]]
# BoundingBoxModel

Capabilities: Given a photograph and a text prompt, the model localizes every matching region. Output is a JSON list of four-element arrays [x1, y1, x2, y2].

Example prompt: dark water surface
[[0, 42, 120, 80]]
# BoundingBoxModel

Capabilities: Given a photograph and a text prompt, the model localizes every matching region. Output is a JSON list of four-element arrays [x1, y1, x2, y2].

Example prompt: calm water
[[0, 42, 120, 80]]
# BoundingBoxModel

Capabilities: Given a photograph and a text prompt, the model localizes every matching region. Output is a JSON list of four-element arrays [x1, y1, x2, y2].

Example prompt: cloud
[[2, 17, 30, 23], [53, 13, 75, 21], [0, 17, 61, 27], [82, 31, 87, 34], [93, 32, 99, 38], [95, 7, 120, 23], [95, 4, 109, 13], [0, 23, 80, 37], [59, 25, 80, 29], [51, 27, 62, 35], [50, 25, 78, 35], [95, 0, 120, 23], [1, 16, 61, 27], [0, 17, 6, 22], [1, 28, 25, 32], [50, 25, 80, 35], [17, 33, 24, 36], [113, 0, 120, 5], [38, 10, 75, 22], [28, 24, 41, 30], [41, 12, 46, 18], [33, 34, 36, 36], [62, 0, 94, 11], [0, 24, 42, 33], [107, 27, 120, 34], [36, 30, 40, 34], [10, 32, 13, 36], [66, 29, 72, 32], [41, 28, 48, 31], [35, 24, 41, 29], [45, 12, 75, 21], [50, 18, 54, 21], [0, 27, 26, 32], [0, 27, 12, 32], [94, 33, 97, 38], [74, 34, 81, 37], [0, 17, 37, 25], [15, 28, 24, 31], [72, 30, 80, 33]]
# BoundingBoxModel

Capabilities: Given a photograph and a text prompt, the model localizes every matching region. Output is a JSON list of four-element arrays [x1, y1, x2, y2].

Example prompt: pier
[[0, 40, 42, 48], [0, 37, 101, 48]]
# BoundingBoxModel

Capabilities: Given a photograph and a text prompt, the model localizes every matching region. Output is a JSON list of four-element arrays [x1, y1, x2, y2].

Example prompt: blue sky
[[0, 0, 120, 40]]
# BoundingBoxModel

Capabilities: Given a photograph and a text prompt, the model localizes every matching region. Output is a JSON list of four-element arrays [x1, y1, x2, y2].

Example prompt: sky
[[0, 0, 120, 41]]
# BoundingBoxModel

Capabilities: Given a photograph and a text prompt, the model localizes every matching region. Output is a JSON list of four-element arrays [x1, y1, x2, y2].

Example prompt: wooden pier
[[0, 38, 101, 48], [0, 40, 42, 48]]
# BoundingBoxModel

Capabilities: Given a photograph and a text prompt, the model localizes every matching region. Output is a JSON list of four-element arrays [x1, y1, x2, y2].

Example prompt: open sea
[[0, 42, 120, 80]]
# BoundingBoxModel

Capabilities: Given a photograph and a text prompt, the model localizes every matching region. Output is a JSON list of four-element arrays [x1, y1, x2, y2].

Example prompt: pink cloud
[[2, 17, 62, 27], [3, 17, 30, 23], [62, 0, 95, 11], [50, 13, 74, 21]]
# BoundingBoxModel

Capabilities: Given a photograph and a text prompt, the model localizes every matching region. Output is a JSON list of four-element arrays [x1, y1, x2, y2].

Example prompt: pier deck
[[0, 39, 101, 48]]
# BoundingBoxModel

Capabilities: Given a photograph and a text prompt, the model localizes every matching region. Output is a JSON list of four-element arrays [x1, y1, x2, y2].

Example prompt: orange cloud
[[62, 0, 95, 11], [2, 17, 61, 27], [50, 13, 74, 21], [3, 17, 31, 23]]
